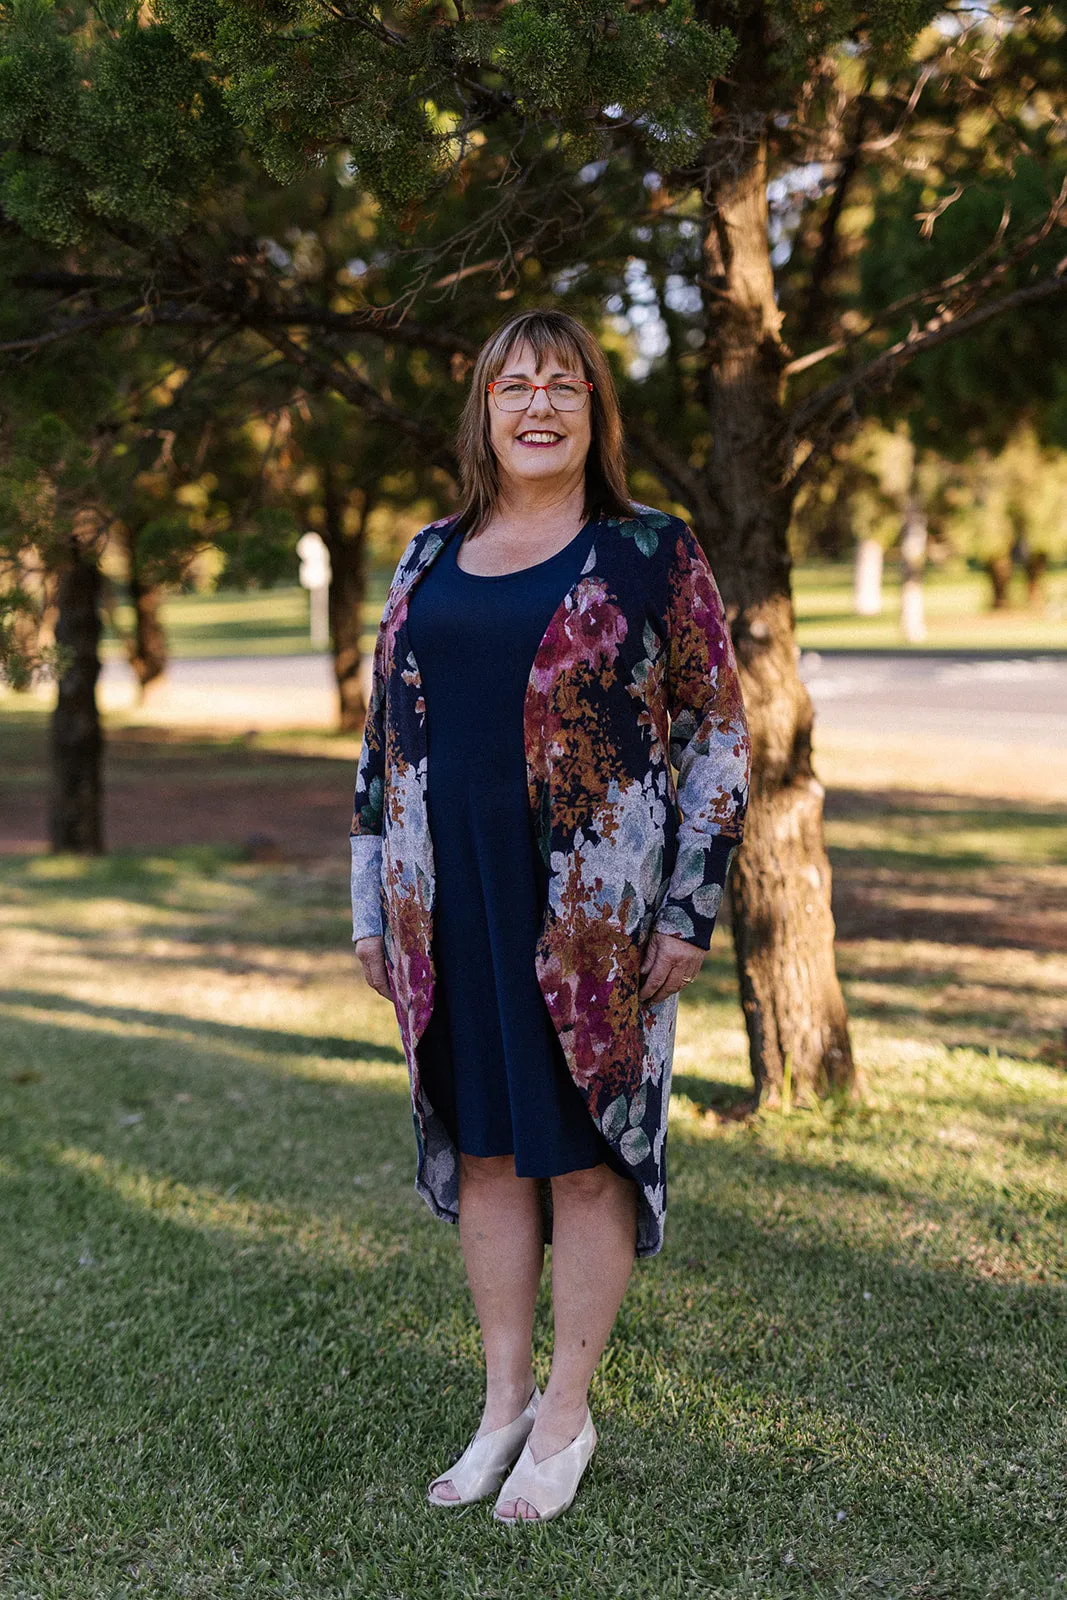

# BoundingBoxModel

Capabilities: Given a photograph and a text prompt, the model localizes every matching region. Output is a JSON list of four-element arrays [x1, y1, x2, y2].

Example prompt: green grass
[[100, 561, 1067, 662], [792, 561, 1067, 651], [1, 792, 1065, 1597], [101, 570, 391, 663]]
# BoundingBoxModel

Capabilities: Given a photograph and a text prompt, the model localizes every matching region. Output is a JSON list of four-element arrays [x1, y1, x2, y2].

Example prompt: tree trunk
[[322, 464, 369, 733], [700, 108, 855, 1105], [127, 575, 168, 692], [50, 542, 104, 853], [985, 554, 1013, 609], [1024, 550, 1048, 608], [853, 538, 884, 616], [117, 521, 168, 691], [899, 498, 928, 644]]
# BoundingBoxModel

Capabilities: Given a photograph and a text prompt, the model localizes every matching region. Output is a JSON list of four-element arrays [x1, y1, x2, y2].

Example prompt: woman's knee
[[458, 1150, 519, 1186], [550, 1162, 626, 1204]]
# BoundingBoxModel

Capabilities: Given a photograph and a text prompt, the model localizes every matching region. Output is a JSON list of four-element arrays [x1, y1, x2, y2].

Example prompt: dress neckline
[[451, 516, 597, 581]]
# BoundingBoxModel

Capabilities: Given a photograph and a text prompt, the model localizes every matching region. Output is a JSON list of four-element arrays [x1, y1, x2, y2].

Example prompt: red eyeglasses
[[487, 379, 594, 413]]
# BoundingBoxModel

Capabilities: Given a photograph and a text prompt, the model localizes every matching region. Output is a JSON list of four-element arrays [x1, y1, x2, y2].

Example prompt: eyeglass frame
[[486, 378, 595, 411]]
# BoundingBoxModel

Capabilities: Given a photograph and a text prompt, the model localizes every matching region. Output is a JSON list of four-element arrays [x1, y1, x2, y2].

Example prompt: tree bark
[[118, 522, 168, 691], [700, 109, 855, 1105], [50, 542, 104, 853], [128, 577, 168, 693], [1024, 550, 1048, 608], [985, 555, 1013, 610], [322, 464, 369, 733]]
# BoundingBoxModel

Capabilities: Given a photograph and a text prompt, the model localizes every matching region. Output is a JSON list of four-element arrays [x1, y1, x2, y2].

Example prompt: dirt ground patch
[[1, 718, 357, 861], [3, 711, 1065, 966]]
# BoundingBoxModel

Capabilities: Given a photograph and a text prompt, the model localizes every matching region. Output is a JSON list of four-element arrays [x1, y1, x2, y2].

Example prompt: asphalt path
[[798, 652, 1067, 749], [100, 650, 1067, 749]]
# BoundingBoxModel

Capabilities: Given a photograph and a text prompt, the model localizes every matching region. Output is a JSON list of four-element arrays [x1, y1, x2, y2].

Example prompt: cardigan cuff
[[350, 834, 384, 942], [653, 833, 740, 950]]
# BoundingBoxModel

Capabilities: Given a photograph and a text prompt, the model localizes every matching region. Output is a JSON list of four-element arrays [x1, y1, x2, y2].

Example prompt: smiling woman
[[349, 309, 750, 1523]]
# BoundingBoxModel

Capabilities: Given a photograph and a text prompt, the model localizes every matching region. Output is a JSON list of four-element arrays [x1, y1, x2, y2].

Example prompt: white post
[[899, 501, 928, 644], [297, 532, 332, 651], [853, 538, 884, 616]]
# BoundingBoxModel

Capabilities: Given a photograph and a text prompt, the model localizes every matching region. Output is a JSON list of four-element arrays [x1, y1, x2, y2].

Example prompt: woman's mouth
[[516, 430, 565, 448]]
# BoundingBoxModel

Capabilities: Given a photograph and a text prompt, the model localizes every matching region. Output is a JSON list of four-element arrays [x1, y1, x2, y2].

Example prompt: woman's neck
[[486, 477, 587, 538]]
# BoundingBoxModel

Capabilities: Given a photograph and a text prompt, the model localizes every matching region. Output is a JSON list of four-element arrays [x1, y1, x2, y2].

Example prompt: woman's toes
[[497, 1497, 539, 1520], [429, 1478, 460, 1502]]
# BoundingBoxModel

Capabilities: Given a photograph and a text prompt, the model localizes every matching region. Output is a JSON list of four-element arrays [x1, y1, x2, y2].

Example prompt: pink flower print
[[530, 580, 628, 694]]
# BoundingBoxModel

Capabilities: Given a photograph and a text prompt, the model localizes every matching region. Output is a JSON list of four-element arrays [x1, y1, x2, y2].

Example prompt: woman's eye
[[550, 383, 582, 397], [500, 382, 531, 394]]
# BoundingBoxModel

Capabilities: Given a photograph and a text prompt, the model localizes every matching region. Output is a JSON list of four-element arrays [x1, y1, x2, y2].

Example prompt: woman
[[350, 309, 750, 1523]]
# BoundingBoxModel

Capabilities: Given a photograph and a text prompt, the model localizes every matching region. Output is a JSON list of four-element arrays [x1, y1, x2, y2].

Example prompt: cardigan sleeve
[[349, 614, 389, 943], [653, 522, 751, 950]]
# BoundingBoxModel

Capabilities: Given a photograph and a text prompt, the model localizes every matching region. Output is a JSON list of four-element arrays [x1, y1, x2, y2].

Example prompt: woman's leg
[[430, 1151, 545, 1501], [496, 1161, 637, 1520]]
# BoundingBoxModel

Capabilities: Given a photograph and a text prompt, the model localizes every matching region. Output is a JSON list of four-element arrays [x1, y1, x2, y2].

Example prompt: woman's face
[[486, 338, 592, 495]]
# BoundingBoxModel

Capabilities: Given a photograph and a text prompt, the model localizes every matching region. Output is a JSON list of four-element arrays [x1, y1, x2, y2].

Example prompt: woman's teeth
[[518, 432, 562, 445]]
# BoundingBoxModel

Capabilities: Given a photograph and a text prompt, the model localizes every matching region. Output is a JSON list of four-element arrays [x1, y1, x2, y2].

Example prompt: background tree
[[4, 0, 1067, 1104], [941, 423, 1067, 607]]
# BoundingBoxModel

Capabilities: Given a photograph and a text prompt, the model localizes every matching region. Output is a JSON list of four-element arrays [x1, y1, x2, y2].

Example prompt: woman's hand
[[639, 930, 705, 1004], [355, 935, 391, 1000]]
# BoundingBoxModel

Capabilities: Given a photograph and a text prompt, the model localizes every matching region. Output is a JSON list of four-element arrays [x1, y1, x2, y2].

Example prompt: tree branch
[[6, 271, 480, 359], [783, 176, 1067, 381], [624, 418, 723, 530], [796, 85, 874, 345], [256, 327, 459, 477], [784, 260, 1067, 448]]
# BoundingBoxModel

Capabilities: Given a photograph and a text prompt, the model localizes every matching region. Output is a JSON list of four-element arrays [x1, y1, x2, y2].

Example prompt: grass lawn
[[99, 560, 1067, 662], [1, 714, 1065, 1598]]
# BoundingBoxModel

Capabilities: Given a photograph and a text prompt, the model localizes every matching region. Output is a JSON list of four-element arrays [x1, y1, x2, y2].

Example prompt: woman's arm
[[653, 522, 752, 950], [350, 619, 389, 944]]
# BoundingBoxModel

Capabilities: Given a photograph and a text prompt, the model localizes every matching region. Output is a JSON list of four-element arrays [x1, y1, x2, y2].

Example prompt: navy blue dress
[[406, 517, 619, 1178]]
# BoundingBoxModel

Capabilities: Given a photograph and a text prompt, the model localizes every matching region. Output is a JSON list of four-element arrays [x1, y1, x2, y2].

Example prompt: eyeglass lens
[[492, 382, 589, 411]]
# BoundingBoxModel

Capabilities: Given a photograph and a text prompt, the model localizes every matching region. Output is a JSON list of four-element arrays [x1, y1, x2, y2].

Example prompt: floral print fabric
[[350, 506, 750, 1256]]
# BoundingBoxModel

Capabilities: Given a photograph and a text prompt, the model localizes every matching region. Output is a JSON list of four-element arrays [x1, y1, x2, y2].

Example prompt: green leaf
[[692, 881, 723, 918], [600, 1094, 628, 1142], [620, 1126, 651, 1165], [672, 844, 706, 898]]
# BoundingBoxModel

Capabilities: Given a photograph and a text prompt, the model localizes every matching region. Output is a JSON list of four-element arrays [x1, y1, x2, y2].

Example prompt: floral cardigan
[[350, 504, 751, 1257]]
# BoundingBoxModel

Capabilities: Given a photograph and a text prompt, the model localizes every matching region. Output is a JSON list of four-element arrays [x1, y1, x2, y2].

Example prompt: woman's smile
[[516, 429, 566, 448]]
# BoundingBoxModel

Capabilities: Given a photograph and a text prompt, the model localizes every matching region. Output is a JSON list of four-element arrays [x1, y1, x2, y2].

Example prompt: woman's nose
[[526, 388, 554, 417]]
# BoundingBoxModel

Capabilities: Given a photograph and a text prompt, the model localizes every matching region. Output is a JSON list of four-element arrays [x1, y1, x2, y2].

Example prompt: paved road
[[100, 650, 1067, 748], [798, 652, 1067, 748]]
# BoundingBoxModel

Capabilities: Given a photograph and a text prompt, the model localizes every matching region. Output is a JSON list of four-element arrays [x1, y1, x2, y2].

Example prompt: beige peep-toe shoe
[[427, 1388, 541, 1507], [492, 1407, 597, 1523]]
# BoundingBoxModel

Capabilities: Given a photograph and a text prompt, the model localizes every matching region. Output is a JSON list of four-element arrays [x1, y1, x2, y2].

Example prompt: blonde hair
[[453, 309, 636, 537]]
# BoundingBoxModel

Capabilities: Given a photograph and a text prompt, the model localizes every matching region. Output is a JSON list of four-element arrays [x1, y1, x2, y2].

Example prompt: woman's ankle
[[481, 1370, 537, 1429]]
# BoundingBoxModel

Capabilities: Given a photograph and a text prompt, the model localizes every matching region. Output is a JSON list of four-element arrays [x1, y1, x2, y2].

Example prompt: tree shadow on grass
[[1, 1098, 1064, 1596], [0, 988, 402, 1068], [0, 982, 1064, 1593], [671, 1074, 755, 1119]]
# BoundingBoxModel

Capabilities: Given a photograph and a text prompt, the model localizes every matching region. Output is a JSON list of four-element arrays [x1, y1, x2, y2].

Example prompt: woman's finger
[[638, 946, 674, 1000], [644, 957, 701, 1005], [358, 949, 391, 999]]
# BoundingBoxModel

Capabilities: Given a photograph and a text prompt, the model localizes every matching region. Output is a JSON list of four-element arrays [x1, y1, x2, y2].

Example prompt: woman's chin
[[507, 447, 574, 480]]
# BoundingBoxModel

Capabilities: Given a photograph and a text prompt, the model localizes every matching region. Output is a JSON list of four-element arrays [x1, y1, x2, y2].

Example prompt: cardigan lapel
[[388, 513, 610, 684]]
